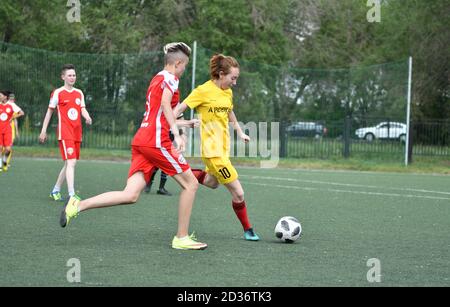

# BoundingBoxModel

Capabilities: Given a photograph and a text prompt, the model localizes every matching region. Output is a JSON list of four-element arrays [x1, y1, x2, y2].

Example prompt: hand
[[189, 118, 200, 128], [240, 133, 250, 143], [85, 117, 92, 125], [39, 132, 47, 143], [174, 134, 185, 153]]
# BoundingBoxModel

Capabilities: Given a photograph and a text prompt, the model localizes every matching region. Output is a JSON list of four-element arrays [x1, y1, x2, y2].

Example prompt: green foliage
[[0, 0, 448, 121]]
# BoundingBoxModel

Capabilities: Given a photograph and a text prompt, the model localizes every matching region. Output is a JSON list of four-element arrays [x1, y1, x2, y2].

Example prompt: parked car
[[287, 121, 327, 138], [355, 122, 407, 142]]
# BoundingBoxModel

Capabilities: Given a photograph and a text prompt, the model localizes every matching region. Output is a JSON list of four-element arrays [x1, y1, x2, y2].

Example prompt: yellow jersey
[[184, 80, 233, 158]]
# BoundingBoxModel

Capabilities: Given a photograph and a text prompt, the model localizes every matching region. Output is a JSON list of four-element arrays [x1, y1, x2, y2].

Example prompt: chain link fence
[[1, 42, 448, 160]]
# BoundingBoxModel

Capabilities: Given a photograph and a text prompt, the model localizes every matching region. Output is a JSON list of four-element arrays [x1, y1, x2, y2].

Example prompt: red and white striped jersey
[[132, 70, 180, 148], [49, 87, 85, 141]]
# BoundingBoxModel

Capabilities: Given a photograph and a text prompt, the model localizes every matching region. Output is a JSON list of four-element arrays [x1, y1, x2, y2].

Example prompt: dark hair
[[163, 42, 191, 65], [209, 54, 239, 80], [0, 90, 11, 97], [61, 64, 76, 75]]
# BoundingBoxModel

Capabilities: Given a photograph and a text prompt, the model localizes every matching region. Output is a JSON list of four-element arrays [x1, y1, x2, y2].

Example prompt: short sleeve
[[49, 91, 58, 109], [184, 87, 205, 109], [163, 74, 179, 94], [80, 91, 86, 108], [11, 103, 22, 113]]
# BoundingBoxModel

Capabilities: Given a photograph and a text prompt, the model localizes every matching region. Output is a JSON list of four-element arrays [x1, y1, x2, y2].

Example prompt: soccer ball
[[274, 216, 302, 243]]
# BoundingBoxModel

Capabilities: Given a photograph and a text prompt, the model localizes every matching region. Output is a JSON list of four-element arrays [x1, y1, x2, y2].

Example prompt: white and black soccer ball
[[274, 216, 302, 243]]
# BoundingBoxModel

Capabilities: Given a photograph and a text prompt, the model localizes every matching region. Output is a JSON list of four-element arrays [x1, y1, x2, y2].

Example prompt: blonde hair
[[163, 42, 191, 65], [209, 54, 239, 80]]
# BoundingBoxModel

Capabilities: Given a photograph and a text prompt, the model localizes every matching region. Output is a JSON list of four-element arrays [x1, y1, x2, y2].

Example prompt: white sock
[[52, 186, 60, 193], [68, 189, 75, 197]]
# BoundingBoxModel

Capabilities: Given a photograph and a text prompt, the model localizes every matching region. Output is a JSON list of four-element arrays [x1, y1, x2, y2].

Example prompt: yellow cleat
[[50, 192, 63, 201], [60, 196, 80, 228], [172, 232, 208, 250]]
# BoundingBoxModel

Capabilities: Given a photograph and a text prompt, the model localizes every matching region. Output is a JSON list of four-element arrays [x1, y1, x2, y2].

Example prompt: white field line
[[240, 181, 450, 201], [240, 175, 450, 200], [240, 175, 450, 196]]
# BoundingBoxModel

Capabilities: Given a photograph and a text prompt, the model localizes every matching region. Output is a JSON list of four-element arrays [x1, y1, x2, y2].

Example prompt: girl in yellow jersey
[[175, 54, 259, 241]]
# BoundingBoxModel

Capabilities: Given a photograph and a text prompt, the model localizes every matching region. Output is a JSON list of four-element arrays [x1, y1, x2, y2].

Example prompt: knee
[[210, 182, 219, 189], [185, 177, 199, 193], [234, 191, 245, 203], [127, 191, 140, 204], [190, 179, 200, 192]]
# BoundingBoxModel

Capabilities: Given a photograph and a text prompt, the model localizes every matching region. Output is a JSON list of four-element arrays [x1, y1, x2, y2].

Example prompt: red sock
[[191, 169, 207, 185], [232, 200, 251, 231]]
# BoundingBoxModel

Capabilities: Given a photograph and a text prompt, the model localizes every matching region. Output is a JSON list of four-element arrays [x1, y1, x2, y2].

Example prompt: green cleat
[[172, 232, 207, 250], [60, 196, 80, 228], [49, 191, 63, 201], [244, 228, 260, 241]]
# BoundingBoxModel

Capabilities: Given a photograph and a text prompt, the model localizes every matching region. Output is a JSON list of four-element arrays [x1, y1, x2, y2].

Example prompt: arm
[[39, 108, 54, 143], [176, 118, 200, 128], [229, 111, 250, 143], [13, 110, 24, 119], [81, 107, 92, 125], [14, 119, 19, 138], [161, 88, 184, 152], [173, 102, 189, 119]]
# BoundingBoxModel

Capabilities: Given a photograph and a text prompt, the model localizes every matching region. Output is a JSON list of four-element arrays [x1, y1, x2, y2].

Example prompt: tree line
[[1, 0, 448, 123]]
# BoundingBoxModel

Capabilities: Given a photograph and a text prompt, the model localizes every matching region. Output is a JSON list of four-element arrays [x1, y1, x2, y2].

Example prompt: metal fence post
[[343, 115, 351, 158]]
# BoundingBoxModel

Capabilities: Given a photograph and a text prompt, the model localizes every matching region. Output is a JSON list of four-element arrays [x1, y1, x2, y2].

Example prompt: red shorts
[[128, 145, 190, 183], [59, 140, 81, 160], [0, 132, 12, 147]]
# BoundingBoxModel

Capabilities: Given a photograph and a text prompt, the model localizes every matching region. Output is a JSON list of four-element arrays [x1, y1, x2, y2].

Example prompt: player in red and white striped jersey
[[39, 64, 92, 201], [60, 42, 208, 250]]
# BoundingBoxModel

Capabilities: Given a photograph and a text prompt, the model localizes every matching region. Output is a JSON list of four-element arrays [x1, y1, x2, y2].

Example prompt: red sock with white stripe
[[232, 200, 251, 231]]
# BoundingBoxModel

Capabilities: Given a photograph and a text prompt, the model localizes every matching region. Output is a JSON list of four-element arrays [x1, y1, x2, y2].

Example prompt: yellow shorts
[[203, 156, 238, 185]]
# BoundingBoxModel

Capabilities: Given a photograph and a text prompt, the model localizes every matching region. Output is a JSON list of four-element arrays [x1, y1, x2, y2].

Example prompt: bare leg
[[54, 162, 67, 191], [78, 172, 147, 212], [171, 169, 199, 238], [224, 179, 245, 203], [65, 159, 77, 196]]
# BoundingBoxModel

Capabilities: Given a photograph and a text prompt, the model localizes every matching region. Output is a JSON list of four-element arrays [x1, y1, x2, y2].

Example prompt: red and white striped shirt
[[132, 70, 179, 148]]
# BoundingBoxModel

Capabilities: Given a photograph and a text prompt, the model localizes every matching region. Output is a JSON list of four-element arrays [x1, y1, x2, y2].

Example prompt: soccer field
[[1, 158, 449, 287]]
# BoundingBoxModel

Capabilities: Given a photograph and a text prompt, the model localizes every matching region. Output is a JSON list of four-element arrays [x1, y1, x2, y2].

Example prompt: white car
[[355, 122, 407, 142]]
